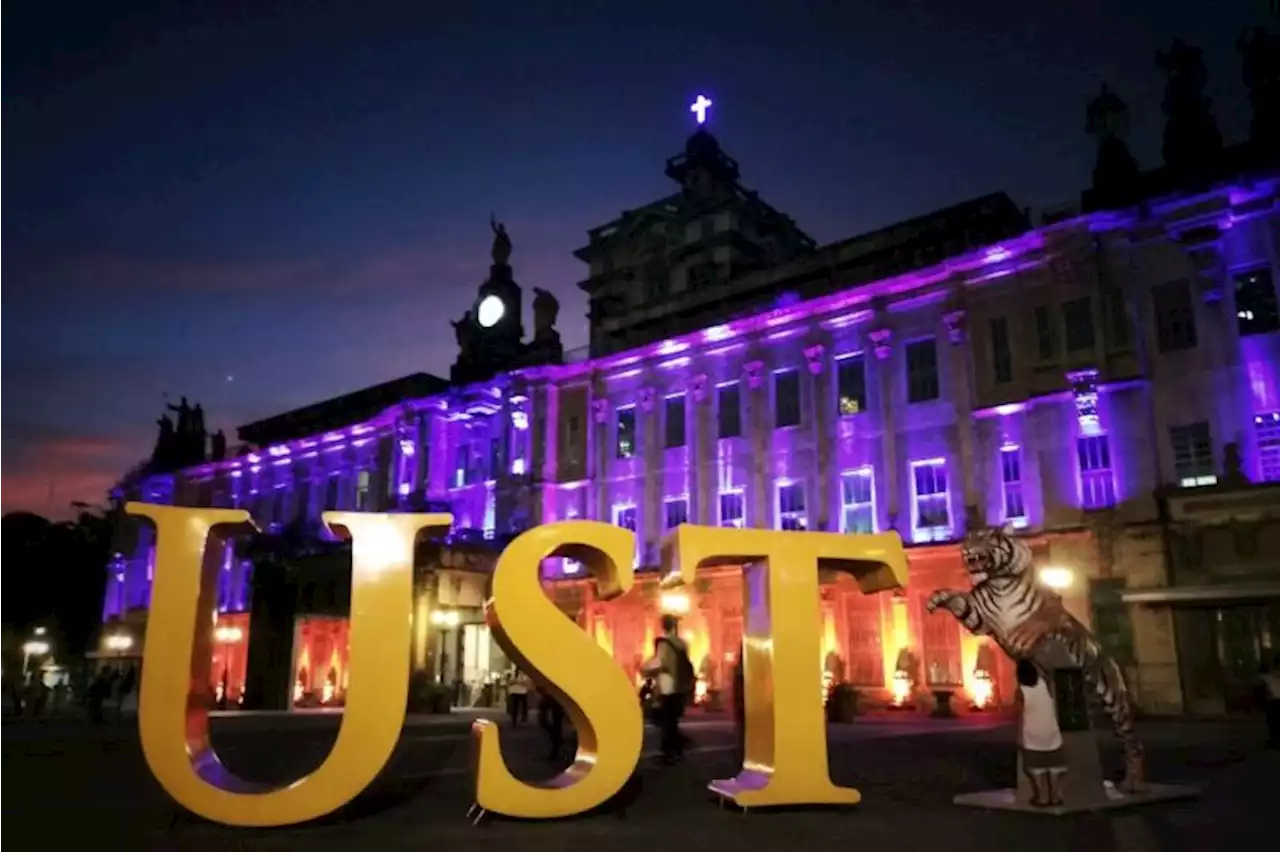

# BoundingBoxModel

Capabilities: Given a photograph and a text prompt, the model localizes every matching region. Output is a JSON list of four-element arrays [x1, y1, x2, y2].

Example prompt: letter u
[[128, 504, 451, 827]]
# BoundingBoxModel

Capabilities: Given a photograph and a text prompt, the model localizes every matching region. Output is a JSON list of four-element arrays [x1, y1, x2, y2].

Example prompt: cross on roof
[[690, 94, 713, 125]]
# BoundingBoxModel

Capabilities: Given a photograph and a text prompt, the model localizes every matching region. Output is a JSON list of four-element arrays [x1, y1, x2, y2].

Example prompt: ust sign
[[127, 503, 909, 827]]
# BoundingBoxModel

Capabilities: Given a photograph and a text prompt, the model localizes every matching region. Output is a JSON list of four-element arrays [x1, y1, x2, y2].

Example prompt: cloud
[[1, 427, 144, 518]]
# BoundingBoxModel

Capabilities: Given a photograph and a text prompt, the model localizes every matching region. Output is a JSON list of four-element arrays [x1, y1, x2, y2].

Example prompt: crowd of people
[[3, 664, 136, 722]]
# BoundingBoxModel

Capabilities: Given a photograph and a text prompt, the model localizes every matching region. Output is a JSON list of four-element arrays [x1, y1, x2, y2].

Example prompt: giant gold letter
[[663, 524, 907, 809], [472, 520, 643, 818], [130, 503, 451, 827]]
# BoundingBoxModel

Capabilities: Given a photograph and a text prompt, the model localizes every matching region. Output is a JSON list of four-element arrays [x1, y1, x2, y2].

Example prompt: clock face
[[477, 294, 505, 328]]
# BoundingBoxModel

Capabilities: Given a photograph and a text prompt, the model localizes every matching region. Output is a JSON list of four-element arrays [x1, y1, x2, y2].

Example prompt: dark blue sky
[[2, 0, 1268, 516]]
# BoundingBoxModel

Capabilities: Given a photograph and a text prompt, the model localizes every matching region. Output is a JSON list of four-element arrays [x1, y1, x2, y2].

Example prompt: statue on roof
[[490, 214, 512, 266], [1086, 83, 1140, 208], [1157, 39, 1223, 174], [532, 287, 560, 342], [1239, 27, 1279, 151]]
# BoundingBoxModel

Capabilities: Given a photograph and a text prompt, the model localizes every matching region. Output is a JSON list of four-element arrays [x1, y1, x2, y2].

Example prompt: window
[[616, 406, 637, 458], [1034, 306, 1056, 359], [663, 497, 688, 529], [454, 445, 469, 488], [911, 461, 950, 541], [613, 504, 637, 531], [324, 473, 340, 510], [989, 317, 1012, 384], [1103, 286, 1131, 347], [1000, 446, 1026, 526], [776, 481, 807, 531], [774, 370, 801, 428], [1077, 434, 1115, 509], [1255, 412, 1280, 482], [273, 484, 290, 523], [717, 383, 742, 438], [354, 471, 371, 510], [1152, 280, 1198, 352], [840, 468, 875, 533], [718, 491, 745, 528], [836, 355, 867, 415], [664, 394, 687, 448], [1062, 297, 1095, 352], [488, 437, 502, 481], [906, 339, 940, 403], [482, 488, 496, 539], [1234, 267, 1280, 336], [1170, 422, 1215, 487], [566, 415, 582, 456]]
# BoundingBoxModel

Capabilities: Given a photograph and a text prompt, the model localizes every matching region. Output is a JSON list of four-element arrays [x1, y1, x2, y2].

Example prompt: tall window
[[718, 491, 745, 528], [990, 317, 1012, 384], [664, 394, 687, 448], [663, 497, 689, 529], [454, 446, 469, 488], [1255, 412, 1280, 482], [776, 481, 807, 530], [836, 354, 867, 415], [906, 339, 940, 403], [717, 382, 742, 438], [616, 406, 637, 458], [1234, 267, 1280, 336], [1170, 422, 1215, 487], [1152, 280, 1198, 352], [774, 369, 801, 428], [324, 473, 340, 510], [1000, 446, 1026, 526], [911, 461, 950, 541], [488, 437, 502, 481], [565, 415, 582, 457], [1062, 297, 1095, 352], [612, 504, 637, 531], [1102, 285, 1132, 348], [840, 468, 875, 533], [273, 484, 291, 523], [354, 471, 370, 511], [1077, 434, 1115, 509], [1034, 306, 1056, 359]]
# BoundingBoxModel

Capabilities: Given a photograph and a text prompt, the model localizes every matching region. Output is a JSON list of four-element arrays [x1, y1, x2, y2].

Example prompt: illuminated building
[[97, 94, 1280, 716]]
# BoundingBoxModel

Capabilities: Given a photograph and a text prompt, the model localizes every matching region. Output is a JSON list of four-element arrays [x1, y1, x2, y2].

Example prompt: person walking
[[507, 669, 531, 727], [1259, 661, 1280, 749], [641, 615, 694, 765], [538, 689, 567, 762], [1015, 658, 1067, 807]]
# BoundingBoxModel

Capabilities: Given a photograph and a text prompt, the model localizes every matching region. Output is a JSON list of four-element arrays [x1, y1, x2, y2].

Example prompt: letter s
[[472, 521, 643, 819], [129, 503, 451, 827]]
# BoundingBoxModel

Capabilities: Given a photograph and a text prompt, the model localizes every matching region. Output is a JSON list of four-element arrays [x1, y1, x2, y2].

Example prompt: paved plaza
[[3, 710, 1275, 851]]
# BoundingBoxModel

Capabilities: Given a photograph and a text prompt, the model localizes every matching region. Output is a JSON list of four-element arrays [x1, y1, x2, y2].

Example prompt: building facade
[[97, 127, 1280, 716]]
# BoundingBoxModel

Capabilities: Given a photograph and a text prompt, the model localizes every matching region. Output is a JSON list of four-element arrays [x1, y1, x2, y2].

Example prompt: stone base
[[953, 782, 1199, 815], [708, 773, 861, 811]]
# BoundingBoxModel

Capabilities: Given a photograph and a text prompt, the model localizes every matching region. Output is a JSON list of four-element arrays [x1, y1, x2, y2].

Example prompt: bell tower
[[449, 216, 526, 384]]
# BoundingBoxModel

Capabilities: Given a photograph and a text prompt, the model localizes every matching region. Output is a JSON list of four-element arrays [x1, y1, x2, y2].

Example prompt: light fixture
[[105, 634, 134, 652], [1038, 566, 1075, 591], [430, 609, 461, 628], [22, 640, 50, 656], [477, 294, 505, 328], [659, 591, 691, 616], [214, 626, 244, 643]]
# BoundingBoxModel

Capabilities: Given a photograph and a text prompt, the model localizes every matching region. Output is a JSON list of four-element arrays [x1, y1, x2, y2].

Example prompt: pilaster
[[640, 384, 660, 563], [691, 370, 715, 524], [744, 353, 770, 528], [944, 299, 979, 527], [870, 321, 897, 531], [805, 338, 832, 530]]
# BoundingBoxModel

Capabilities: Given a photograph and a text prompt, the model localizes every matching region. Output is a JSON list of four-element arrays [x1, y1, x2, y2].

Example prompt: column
[[590, 374, 610, 522]]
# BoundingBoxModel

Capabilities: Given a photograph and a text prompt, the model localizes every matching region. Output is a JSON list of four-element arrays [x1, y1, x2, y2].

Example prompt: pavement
[[3, 710, 1276, 851]]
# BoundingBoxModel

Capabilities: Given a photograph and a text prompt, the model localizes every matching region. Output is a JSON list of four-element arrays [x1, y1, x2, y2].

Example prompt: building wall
[[100, 178, 1279, 713]]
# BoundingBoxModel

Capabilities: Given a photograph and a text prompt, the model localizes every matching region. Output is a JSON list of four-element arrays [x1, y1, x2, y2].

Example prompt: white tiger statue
[[926, 524, 1145, 792]]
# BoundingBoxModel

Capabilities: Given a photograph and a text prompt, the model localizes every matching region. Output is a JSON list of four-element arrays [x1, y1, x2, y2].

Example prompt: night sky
[[2, 1, 1269, 517]]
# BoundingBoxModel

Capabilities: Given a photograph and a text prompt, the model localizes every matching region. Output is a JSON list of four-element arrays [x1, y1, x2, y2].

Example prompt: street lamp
[[22, 638, 51, 679], [430, 609, 460, 628], [214, 626, 244, 643], [659, 591, 691, 617]]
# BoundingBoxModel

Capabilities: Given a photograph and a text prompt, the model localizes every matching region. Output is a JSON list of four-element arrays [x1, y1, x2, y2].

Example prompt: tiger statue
[[925, 524, 1145, 792]]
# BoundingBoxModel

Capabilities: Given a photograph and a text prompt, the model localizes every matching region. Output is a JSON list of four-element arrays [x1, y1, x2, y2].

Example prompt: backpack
[[660, 637, 696, 704]]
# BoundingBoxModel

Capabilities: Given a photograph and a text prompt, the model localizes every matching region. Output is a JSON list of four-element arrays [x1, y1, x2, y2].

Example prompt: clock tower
[[449, 217, 529, 384]]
